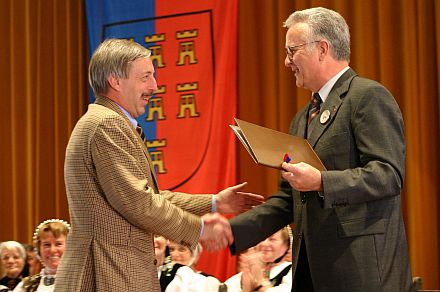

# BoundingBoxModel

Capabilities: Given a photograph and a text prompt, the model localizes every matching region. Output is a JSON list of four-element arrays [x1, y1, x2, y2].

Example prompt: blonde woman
[[13, 219, 69, 292], [224, 226, 292, 291]]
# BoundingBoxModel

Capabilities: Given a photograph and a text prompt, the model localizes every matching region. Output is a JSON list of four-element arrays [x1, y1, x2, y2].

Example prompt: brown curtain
[[0, 0, 438, 289], [0, 0, 87, 244], [238, 0, 440, 289]]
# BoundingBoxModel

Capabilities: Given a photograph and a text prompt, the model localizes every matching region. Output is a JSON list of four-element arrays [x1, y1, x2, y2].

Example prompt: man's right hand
[[200, 213, 233, 252]]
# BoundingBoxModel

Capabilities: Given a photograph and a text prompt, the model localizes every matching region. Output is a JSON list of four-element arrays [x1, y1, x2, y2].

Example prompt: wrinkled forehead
[[128, 57, 154, 73], [1, 248, 21, 257], [285, 22, 311, 46]]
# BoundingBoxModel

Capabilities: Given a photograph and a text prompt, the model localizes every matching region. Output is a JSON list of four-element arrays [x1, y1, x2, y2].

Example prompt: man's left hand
[[281, 162, 323, 192]]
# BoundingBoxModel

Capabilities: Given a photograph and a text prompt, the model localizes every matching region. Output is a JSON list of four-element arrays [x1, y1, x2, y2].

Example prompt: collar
[[115, 103, 138, 129], [316, 66, 350, 103], [40, 269, 55, 286]]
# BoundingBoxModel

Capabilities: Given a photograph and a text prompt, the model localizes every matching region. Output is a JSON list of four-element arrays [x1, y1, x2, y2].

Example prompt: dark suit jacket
[[230, 69, 412, 291]]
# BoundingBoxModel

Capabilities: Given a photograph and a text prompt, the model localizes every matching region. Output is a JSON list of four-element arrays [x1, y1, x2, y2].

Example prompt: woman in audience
[[0, 241, 27, 290], [155, 234, 180, 291], [22, 245, 41, 277], [224, 226, 292, 291], [13, 219, 70, 292], [154, 237, 219, 292], [168, 242, 200, 271], [169, 241, 220, 280]]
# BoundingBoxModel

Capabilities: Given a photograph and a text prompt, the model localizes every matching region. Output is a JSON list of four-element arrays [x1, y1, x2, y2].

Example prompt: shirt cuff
[[200, 219, 204, 236], [211, 195, 217, 213]]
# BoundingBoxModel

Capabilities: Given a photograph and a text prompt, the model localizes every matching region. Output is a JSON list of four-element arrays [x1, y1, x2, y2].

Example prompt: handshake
[[198, 182, 264, 252], [199, 213, 233, 252]]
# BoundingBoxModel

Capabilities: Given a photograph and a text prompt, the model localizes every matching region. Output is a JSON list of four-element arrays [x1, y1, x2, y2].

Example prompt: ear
[[107, 74, 121, 92], [318, 40, 330, 60]]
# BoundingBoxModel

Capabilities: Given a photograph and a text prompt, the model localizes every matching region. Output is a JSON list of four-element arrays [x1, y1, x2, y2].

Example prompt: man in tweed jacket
[[55, 39, 262, 292]]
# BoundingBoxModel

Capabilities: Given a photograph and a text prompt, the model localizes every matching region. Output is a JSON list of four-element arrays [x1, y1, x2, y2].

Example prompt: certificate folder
[[230, 118, 326, 171]]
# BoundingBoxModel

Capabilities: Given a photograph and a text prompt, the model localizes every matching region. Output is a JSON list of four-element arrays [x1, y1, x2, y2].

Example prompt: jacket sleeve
[[91, 116, 203, 248], [229, 183, 293, 254]]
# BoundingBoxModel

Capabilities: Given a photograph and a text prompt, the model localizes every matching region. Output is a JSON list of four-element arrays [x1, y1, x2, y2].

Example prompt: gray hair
[[284, 7, 350, 62], [0, 241, 26, 260], [89, 38, 152, 95]]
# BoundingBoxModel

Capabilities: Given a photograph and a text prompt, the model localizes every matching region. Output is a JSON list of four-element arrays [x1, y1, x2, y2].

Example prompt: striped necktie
[[308, 92, 322, 124], [136, 124, 159, 192], [136, 125, 147, 145]]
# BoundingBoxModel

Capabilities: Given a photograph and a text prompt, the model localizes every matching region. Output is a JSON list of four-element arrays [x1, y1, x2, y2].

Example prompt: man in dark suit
[[229, 7, 413, 292]]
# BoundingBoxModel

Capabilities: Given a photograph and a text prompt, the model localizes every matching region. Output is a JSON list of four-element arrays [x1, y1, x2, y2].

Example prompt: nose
[[150, 76, 158, 92], [49, 244, 57, 253], [260, 238, 270, 247], [284, 55, 291, 67]]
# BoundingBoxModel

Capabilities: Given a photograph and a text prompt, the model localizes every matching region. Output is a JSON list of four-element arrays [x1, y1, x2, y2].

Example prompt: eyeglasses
[[285, 40, 320, 60]]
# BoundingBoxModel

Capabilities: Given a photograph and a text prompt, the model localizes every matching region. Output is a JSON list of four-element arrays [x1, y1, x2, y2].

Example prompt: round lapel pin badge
[[320, 109, 331, 124]]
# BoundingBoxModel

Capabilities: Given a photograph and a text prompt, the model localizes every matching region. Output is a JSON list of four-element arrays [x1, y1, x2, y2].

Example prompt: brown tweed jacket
[[54, 96, 212, 292]]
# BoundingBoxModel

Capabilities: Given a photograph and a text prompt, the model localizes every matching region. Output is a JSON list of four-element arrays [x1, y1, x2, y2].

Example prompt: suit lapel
[[296, 107, 309, 138], [307, 69, 357, 147], [95, 95, 132, 126], [94, 95, 160, 193], [142, 146, 160, 193]]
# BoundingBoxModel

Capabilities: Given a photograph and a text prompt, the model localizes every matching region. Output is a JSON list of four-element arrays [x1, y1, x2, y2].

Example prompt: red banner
[[88, 0, 238, 281], [153, 0, 238, 281]]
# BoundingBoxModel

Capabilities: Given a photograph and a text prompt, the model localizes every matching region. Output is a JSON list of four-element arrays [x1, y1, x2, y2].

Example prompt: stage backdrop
[[85, 0, 238, 281]]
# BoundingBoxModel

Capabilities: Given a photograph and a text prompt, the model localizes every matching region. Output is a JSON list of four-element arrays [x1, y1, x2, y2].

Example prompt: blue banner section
[[86, 0, 155, 55], [85, 0, 238, 281], [85, 0, 156, 139]]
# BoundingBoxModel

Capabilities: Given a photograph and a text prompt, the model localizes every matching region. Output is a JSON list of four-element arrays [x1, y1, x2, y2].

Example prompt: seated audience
[[22, 245, 41, 277], [168, 241, 220, 287], [0, 241, 27, 290], [155, 235, 182, 291], [13, 219, 70, 292], [224, 226, 292, 291], [168, 242, 201, 271], [154, 235, 220, 291]]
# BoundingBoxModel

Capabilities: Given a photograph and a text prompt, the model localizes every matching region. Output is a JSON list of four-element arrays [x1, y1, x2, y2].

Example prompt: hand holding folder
[[230, 118, 326, 171]]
